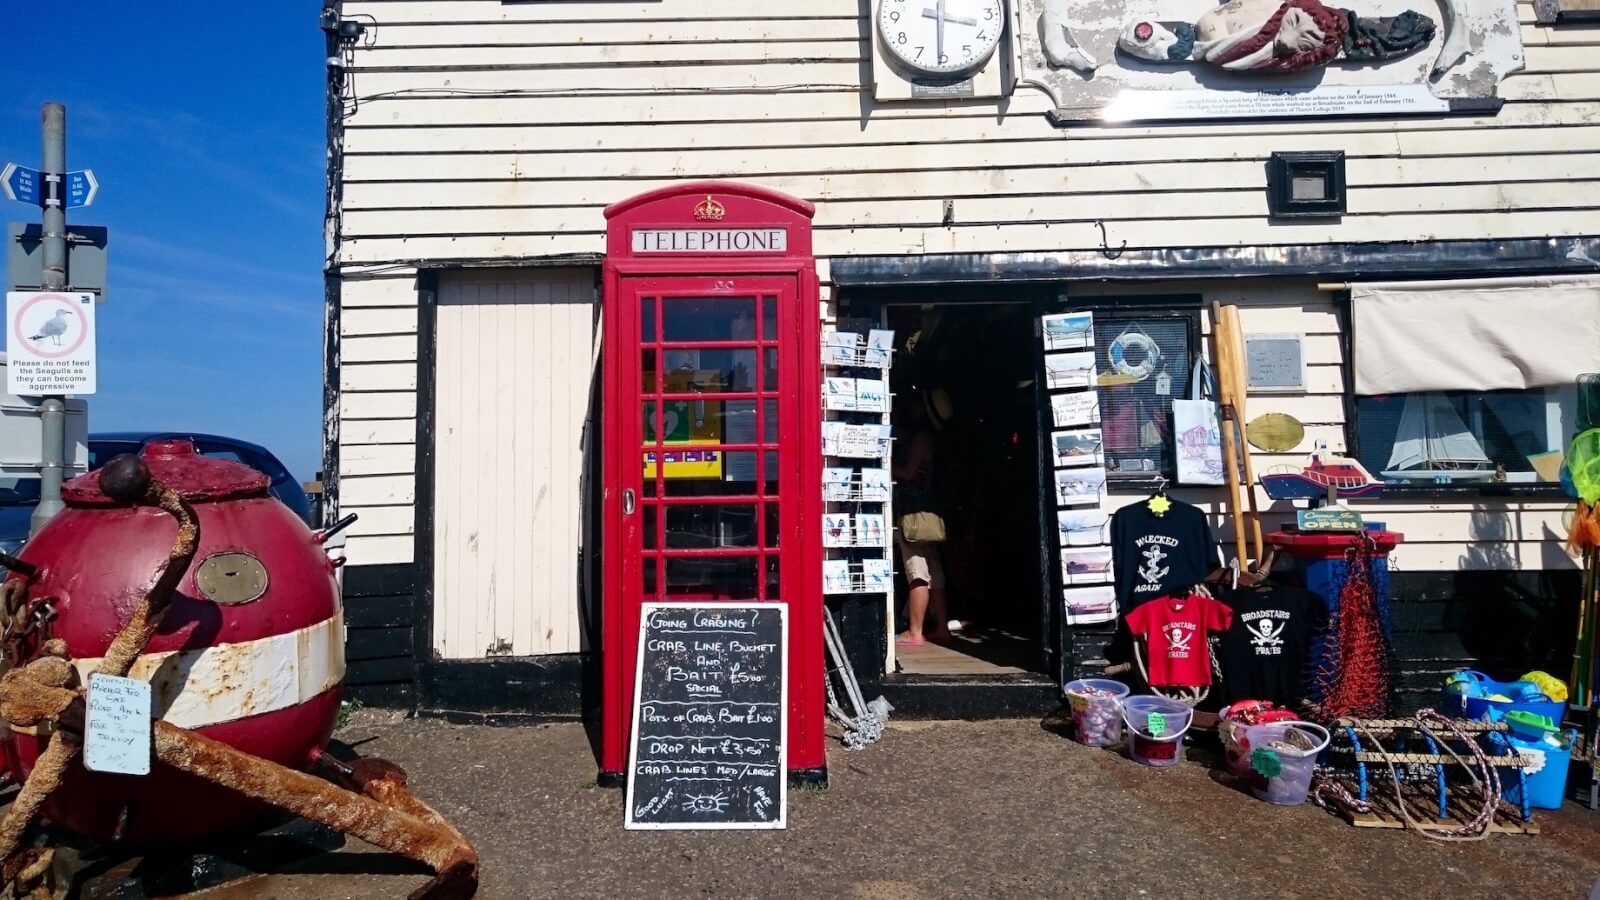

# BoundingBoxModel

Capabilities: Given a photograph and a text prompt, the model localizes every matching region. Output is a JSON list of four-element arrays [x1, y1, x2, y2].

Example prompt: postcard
[[1050, 391, 1100, 428], [1061, 548, 1114, 586], [865, 329, 895, 367], [862, 558, 893, 592], [1044, 352, 1097, 391], [1041, 312, 1095, 352], [825, 377, 858, 412], [1055, 467, 1106, 507], [1063, 586, 1118, 625], [823, 331, 861, 366], [823, 560, 853, 595], [860, 468, 891, 502], [855, 378, 888, 413], [1051, 428, 1104, 468], [1057, 510, 1108, 547], [823, 514, 854, 548], [832, 424, 887, 459], [856, 514, 887, 546], [823, 467, 855, 501]]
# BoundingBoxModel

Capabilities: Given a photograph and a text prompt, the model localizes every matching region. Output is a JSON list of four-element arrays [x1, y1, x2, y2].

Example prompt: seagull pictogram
[[29, 309, 74, 347]]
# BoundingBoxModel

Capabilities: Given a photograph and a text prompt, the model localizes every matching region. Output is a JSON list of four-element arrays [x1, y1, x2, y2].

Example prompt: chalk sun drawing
[[683, 792, 731, 814]]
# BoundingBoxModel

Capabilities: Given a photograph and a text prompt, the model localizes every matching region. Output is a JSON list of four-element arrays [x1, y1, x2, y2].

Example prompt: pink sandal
[[895, 633, 926, 646]]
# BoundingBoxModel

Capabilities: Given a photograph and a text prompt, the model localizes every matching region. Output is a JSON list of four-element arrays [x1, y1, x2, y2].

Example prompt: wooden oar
[[1210, 302, 1248, 567], [1220, 305, 1265, 565]]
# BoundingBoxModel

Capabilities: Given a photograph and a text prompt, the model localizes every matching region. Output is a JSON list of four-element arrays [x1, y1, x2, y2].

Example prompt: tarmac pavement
[[174, 710, 1600, 900]]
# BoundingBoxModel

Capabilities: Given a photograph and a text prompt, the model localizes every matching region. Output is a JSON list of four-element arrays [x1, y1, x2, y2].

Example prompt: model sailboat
[[1380, 393, 1494, 481]]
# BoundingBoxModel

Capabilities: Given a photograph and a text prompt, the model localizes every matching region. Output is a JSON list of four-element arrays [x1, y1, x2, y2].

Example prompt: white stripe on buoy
[[70, 611, 346, 729]]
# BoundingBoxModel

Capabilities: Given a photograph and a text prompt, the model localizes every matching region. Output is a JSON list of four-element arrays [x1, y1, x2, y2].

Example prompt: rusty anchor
[[0, 456, 478, 900]]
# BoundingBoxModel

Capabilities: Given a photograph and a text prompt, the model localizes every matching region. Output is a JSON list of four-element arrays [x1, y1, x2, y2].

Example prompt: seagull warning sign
[[7, 291, 96, 396]]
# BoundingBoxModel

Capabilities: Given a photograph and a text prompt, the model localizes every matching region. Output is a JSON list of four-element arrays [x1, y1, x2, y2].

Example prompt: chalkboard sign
[[1244, 334, 1306, 393], [625, 602, 787, 830]]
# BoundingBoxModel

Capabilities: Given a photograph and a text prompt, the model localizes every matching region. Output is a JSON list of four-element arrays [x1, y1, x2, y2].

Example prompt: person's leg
[[897, 536, 932, 644]]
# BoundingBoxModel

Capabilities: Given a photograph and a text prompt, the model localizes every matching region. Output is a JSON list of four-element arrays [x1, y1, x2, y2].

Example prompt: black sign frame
[[624, 602, 788, 830]]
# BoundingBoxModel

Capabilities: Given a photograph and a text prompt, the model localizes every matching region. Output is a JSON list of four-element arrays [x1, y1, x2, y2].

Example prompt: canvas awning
[[1351, 275, 1600, 396]]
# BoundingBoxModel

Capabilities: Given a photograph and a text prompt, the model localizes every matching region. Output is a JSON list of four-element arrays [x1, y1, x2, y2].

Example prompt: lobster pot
[[5, 440, 344, 845]]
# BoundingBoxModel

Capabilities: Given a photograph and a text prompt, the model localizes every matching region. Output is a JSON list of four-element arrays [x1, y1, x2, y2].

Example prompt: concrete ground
[[163, 710, 1600, 899]]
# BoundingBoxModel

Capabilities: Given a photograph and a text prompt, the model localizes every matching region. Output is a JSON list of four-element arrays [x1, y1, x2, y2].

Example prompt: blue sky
[[3, 3, 326, 481]]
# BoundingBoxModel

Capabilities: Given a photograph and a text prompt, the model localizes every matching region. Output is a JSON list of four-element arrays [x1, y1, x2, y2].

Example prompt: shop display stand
[[1039, 312, 1114, 643], [820, 334, 896, 669]]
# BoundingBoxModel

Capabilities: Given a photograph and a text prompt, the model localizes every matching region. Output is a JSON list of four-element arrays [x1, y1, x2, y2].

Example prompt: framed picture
[[1057, 510, 1108, 546], [1042, 312, 1094, 351], [1051, 428, 1104, 468], [1051, 391, 1101, 428], [1060, 547, 1113, 586]]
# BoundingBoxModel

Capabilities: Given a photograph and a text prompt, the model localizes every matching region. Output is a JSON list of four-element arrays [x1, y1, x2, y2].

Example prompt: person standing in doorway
[[894, 388, 955, 645]]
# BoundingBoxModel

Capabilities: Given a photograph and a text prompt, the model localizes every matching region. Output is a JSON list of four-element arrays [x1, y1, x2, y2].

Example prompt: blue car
[[0, 432, 312, 559]]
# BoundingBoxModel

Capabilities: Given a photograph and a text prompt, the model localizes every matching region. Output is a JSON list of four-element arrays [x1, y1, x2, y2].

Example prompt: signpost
[[3, 103, 101, 536], [625, 602, 787, 830], [6, 292, 97, 396], [1, 165, 41, 207]]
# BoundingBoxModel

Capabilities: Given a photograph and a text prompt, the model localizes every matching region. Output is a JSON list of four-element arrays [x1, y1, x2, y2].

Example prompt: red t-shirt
[[1124, 594, 1234, 687]]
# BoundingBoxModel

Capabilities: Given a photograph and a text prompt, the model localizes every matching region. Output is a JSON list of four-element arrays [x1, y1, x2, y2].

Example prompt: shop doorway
[[885, 303, 1048, 676]]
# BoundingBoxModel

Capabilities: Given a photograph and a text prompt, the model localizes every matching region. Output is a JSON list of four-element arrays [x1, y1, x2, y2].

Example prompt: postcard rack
[[820, 329, 896, 650], [1040, 311, 1115, 629]]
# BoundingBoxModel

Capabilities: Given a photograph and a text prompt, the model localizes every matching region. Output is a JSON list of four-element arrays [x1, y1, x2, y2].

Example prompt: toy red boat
[[1261, 445, 1384, 500]]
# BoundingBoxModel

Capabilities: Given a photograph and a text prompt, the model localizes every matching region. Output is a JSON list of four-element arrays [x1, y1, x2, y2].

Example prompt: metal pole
[[30, 102, 67, 536]]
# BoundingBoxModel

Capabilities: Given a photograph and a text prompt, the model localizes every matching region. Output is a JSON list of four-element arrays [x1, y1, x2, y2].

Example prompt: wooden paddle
[[1220, 305, 1265, 564], [1210, 302, 1248, 568]]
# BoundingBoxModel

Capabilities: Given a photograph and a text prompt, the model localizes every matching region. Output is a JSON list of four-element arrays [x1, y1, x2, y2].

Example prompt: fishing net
[[1312, 533, 1395, 721]]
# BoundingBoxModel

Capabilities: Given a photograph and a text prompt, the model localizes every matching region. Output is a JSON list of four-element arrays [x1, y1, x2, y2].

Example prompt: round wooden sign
[[1246, 412, 1306, 453]]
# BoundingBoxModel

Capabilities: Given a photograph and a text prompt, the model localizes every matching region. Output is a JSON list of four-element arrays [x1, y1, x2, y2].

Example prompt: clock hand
[[922, 7, 978, 27]]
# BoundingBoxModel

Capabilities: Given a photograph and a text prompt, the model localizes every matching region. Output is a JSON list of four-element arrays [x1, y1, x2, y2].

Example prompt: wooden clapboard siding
[[338, 273, 421, 566], [327, 2, 1600, 592], [431, 267, 598, 659]]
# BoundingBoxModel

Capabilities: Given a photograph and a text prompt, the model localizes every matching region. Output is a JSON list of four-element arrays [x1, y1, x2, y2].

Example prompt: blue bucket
[[1442, 671, 1566, 725], [1501, 734, 1572, 810]]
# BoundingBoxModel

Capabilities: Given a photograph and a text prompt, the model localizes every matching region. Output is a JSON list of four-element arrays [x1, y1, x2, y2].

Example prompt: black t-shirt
[[1220, 583, 1325, 706], [1110, 498, 1220, 610]]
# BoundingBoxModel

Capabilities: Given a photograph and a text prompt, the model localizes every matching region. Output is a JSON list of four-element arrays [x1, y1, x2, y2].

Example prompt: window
[[1086, 305, 1201, 479], [1354, 387, 1575, 485]]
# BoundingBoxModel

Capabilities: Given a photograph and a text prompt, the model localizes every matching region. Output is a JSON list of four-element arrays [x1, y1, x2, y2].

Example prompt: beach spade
[[1246, 412, 1306, 453]]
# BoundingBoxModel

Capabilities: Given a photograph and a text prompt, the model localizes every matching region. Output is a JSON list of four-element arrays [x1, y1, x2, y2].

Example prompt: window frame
[[1057, 295, 1205, 492], [1345, 388, 1574, 499]]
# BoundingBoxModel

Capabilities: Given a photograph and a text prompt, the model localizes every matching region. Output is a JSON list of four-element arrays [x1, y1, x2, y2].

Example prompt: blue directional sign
[[64, 170, 98, 209], [1, 164, 41, 206]]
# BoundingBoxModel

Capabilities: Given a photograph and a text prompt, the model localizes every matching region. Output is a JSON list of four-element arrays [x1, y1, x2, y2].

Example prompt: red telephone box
[[600, 182, 826, 782]]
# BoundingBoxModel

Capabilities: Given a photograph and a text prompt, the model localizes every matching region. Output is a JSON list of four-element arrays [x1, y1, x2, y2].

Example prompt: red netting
[[1312, 534, 1393, 721]]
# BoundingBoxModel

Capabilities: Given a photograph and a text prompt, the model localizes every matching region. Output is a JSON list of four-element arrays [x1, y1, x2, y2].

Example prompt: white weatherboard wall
[[431, 268, 598, 659], [327, 1, 1600, 596]]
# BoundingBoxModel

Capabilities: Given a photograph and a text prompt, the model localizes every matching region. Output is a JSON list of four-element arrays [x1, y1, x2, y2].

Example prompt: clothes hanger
[[1146, 476, 1171, 516]]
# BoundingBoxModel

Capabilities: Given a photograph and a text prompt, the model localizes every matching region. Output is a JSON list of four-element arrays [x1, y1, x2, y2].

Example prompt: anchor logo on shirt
[[1139, 544, 1169, 585]]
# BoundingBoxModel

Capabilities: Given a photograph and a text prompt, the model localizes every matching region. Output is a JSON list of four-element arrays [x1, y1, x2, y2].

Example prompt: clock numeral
[[897, 31, 907, 43], [888, 10, 899, 21], [938, 52, 949, 63], [914, 46, 924, 59], [977, 31, 987, 41], [962, 44, 972, 58], [984, 6, 996, 18]]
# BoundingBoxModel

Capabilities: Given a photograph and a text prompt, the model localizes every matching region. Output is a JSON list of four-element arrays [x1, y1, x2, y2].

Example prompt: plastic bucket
[[1065, 679, 1131, 748], [1443, 671, 1566, 724], [1122, 695, 1193, 768], [1219, 708, 1301, 778], [1241, 722, 1330, 805], [1501, 734, 1572, 810]]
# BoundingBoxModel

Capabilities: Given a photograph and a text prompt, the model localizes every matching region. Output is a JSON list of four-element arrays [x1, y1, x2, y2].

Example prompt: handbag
[[1172, 357, 1226, 486], [899, 510, 947, 543]]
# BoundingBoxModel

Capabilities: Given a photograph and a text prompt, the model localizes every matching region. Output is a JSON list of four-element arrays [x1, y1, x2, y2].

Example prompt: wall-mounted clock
[[877, 0, 1006, 78], [870, 0, 1017, 101]]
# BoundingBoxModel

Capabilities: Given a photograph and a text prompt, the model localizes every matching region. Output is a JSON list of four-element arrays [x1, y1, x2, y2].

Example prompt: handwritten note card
[[85, 674, 152, 776]]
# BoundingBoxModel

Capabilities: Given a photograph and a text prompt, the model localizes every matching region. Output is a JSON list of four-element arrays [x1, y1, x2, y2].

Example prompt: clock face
[[877, 0, 1006, 77]]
